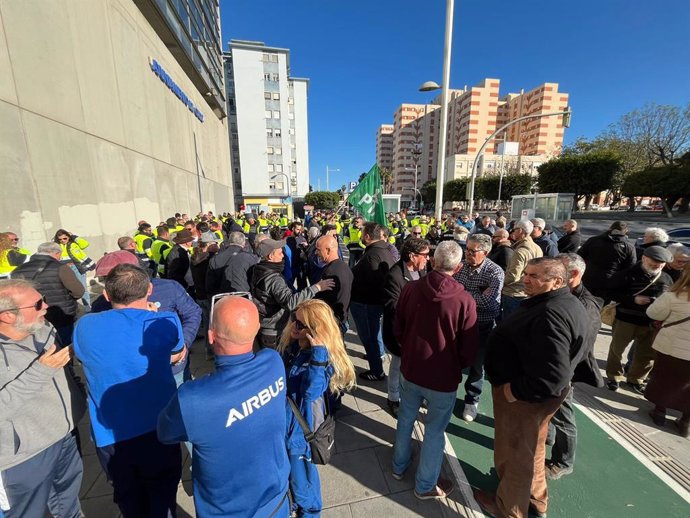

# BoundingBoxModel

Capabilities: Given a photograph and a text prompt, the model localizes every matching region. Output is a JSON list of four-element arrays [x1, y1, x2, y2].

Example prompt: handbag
[[288, 395, 335, 465], [601, 271, 662, 326]]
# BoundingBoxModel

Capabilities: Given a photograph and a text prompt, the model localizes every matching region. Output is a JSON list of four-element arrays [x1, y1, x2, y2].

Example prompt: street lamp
[[271, 173, 291, 199], [404, 165, 420, 209], [467, 107, 573, 214], [419, 0, 455, 223]]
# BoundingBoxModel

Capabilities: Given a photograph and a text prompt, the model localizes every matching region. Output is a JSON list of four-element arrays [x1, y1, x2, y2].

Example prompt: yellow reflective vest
[[133, 233, 153, 257], [0, 247, 30, 276]]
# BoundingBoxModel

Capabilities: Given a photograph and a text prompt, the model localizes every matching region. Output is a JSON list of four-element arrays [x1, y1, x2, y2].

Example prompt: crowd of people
[[1, 208, 689, 518]]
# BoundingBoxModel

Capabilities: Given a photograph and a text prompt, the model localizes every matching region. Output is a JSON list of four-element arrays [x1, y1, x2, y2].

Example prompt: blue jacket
[[284, 343, 332, 455], [157, 349, 290, 517], [91, 278, 201, 374]]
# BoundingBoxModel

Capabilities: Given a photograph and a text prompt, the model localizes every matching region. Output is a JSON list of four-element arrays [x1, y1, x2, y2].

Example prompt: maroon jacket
[[395, 270, 479, 392]]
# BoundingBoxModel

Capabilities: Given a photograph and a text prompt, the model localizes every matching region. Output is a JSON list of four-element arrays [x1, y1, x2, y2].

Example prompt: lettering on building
[[149, 58, 204, 123]]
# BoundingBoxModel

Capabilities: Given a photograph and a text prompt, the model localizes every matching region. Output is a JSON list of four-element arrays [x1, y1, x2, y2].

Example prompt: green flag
[[348, 164, 387, 226]]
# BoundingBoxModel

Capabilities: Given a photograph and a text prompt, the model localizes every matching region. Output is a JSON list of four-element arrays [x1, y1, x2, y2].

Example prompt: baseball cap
[[257, 238, 286, 259], [95, 250, 139, 277]]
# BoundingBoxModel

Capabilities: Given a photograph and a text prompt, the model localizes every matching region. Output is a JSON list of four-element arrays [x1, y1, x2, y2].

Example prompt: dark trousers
[[350, 302, 385, 375], [96, 431, 181, 518], [463, 320, 496, 405], [2, 433, 82, 518], [547, 386, 577, 469]]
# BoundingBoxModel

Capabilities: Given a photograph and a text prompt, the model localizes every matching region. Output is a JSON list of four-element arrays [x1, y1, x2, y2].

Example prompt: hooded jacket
[[394, 270, 478, 392], [578, 231, 637, 299], [0, 323, 86, 470]]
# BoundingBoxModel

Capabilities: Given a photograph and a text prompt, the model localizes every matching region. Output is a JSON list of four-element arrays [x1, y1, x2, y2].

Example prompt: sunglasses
[[414, 251, 430, 257], [466, 248, 485, 255], [290, 313, 309, 331], [0, 295, 47, 313], [209, 292, 252, 324]]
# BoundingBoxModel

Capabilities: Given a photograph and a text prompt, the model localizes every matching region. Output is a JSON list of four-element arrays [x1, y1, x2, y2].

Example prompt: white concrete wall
[[232, 47, 269, 196], [0, 0, 233, 257], [291, 79, 309, 197]]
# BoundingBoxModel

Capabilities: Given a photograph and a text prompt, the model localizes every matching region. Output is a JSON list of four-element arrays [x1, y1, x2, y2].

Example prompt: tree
[[537, 153, 622, 210], [380, 167, 394, 194], [622, 154, 690, 214], [304, 191, 341, 210], [358, 172, 367, 182], [444, 179, 469, 202], [476, 174, 532, 200], [421, 180, 436, 205]]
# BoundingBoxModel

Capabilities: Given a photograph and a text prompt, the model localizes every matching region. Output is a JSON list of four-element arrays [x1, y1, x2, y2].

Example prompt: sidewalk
[[79, 328, 468, 517]]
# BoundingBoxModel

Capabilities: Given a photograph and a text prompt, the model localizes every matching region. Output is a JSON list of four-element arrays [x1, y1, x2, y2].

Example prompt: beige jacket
[[646, 291, 690, 361], [502, 236, 543, 298]]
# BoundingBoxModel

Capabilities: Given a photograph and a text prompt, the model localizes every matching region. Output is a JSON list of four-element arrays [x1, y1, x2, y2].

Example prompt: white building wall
[[0, 0, 233, 257], [291, 79, 309, 197]]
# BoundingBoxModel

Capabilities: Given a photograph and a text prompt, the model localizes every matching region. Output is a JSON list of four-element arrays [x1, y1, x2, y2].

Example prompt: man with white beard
[[605, 246, 674, 393]]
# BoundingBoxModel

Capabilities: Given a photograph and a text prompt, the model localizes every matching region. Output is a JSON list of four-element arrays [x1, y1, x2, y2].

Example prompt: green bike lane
[[445, 392, 689, 517]]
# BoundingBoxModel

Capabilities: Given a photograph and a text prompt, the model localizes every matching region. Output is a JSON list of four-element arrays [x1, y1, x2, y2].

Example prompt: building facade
[[376, 78, 568, 204], [223, 40, 309, 216], [0, 0, 234, 257]]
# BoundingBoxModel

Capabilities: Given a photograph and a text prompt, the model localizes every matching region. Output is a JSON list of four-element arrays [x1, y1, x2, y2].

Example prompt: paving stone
[[373, 443, 421, 494], [80, 494, 120, 517], [317, 449, 389, 507], [348, 490, 448, 517], [321, 504, 354, 518], [335, 409, 398, 453]]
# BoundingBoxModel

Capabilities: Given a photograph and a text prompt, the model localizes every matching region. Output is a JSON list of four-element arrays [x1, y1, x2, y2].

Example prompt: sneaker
[[391, 470, 404, 481], [462, 402, 478, 422], [359, 370, 386, 381], [414, 478, 454, 500], [606, 379, 619, 391], [625, 381, 646, 395], [545, 463, 573, 480], [387, 399, 400, 418]]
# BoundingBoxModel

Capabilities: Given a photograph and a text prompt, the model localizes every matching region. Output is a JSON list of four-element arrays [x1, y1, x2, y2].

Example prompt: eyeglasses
[[209, 292, 252, 324], [466, 248, 485, 255], [290, 313, 309, 331], [0, 295, 47, 314], [414, 251, 430, 257]]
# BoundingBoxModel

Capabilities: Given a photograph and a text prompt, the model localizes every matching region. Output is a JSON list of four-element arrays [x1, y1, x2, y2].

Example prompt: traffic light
[[562, 106, 572, 128]]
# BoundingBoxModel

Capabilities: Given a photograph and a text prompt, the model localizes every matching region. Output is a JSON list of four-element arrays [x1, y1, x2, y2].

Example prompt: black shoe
[[648, 409, 666, 426], [626, 381, 646, 395], [606, 379, 619, 391], [359, 370, 386, 381], [387, 399, 400, 418]]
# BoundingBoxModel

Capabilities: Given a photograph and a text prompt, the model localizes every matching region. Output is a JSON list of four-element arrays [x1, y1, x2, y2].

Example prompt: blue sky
[[220, 0, 690, 190]]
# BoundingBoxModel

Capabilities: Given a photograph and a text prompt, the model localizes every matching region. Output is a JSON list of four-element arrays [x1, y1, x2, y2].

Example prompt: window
[[272, 92, 280, 100], [275, 164, 283, 172], [268, 164, 275, 172], [262, 53, 270, 62], [275, 147, 282, 155], [271, 54, 279, 63], [273, 110, 280, 119], [274, 129, 282, 137], [265, 110, 272, 119], [267, 147, 274, 154], [288, 112, 294, 120], [269, 181, 276, 190], [264, 73, 271, 81], [288, 97, 294, 105], [266, 129, 273, 137], [264, 92, 271, 100], [272, 73, 279, 82], [289, 128, 295, 135]]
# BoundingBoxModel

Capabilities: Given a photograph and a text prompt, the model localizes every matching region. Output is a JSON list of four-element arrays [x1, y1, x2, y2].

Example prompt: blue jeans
[[68, 264, 90, 308], [350, 302, 384, 376], [463, 321, 496, 405], [547, 386, 576, 469], [393, 376, 456, 494], [2, 433, 82, 518]]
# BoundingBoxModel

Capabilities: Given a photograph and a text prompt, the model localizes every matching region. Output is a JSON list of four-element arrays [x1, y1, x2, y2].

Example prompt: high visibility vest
[[279, 216, 289, 228], [410, 217, 420, 227], [258, 218, 270, 232], [335, 221, 343, 235], [400, 218, 409, 228], [59, 237, 89, 262], [419, 223, 429, 237], [133, 233, 153, 257], [346, 227, 364, 248], [0, 247, 29, 276], [213, 230, 224, 241], [150, 239, 172, 274], [244, 221, 260, 234]]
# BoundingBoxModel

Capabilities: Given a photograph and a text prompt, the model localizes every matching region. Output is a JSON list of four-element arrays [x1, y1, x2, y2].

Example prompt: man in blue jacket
[[157, 295, 290, 518]]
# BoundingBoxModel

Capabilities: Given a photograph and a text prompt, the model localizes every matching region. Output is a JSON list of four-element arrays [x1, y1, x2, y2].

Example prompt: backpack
[[287, 395, 335, 465]]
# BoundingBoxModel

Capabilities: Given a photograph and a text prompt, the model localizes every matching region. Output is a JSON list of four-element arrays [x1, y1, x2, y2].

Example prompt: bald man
[[315, 235, 353, 332], [558, 219, 582, 253], [157, 296, 290, 517]]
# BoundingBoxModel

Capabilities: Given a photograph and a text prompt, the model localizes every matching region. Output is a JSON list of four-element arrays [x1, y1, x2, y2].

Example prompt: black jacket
[[190, 249, 214, 300], [608, 263, 673, 326], [488, 243, 514, 271], [205, 245, 258, 296], [578, 232, 637, 299], [222, 218, 244, 236], [165, 244, 191, 290], [485, 287, 589, 402], [12, 255, 84, 327], [558, 230, 582, 253], [314, 259, 353, 324], [250, 261, 318, 335], [571, 283, 604, 387], [382, 261, 420, 356], [351, 241, 396, 305]]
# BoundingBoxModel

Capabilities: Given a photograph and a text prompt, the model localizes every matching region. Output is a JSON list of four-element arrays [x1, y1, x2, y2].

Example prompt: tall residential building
[[0, 0, 234, 256], [376, 124, 394, 173], [376, 78, 569, 204], [224, 40, 309, 215]]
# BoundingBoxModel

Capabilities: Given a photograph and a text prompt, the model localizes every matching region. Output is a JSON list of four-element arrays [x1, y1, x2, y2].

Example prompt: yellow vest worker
[[150, 237, 173, 276]]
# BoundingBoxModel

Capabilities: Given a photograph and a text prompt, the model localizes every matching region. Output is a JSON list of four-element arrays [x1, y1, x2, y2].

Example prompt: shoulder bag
[[288, 394, 335, 465], [601, 271, 662, 326]]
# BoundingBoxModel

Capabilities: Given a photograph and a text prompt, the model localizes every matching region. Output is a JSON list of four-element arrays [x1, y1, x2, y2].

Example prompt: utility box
[[511, 193, 574, 223], [382, 194, 401, 214]]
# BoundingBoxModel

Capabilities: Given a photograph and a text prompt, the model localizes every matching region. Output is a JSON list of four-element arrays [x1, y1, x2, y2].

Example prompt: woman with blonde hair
[[645, 263, 690, 437], [278, 299, 355, 517]]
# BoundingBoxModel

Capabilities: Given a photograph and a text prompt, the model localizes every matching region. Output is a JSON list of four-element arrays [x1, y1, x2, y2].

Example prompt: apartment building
[[377, 78, 568, 204], [224, 40, 309, 216], [376, 124, 394, 173]]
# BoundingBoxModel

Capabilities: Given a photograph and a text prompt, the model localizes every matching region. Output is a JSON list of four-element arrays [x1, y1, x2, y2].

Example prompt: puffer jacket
[[647, 291, 690, 361], [0, 324, 86, 470], [579, 232, 636, 299], [250, 261, 318, 336], [608, 263, 672, 326], [503, 236, 543, 298]]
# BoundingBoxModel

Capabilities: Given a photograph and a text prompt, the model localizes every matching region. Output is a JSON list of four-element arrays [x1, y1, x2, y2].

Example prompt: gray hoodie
[[0, 323, 86, 471]]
